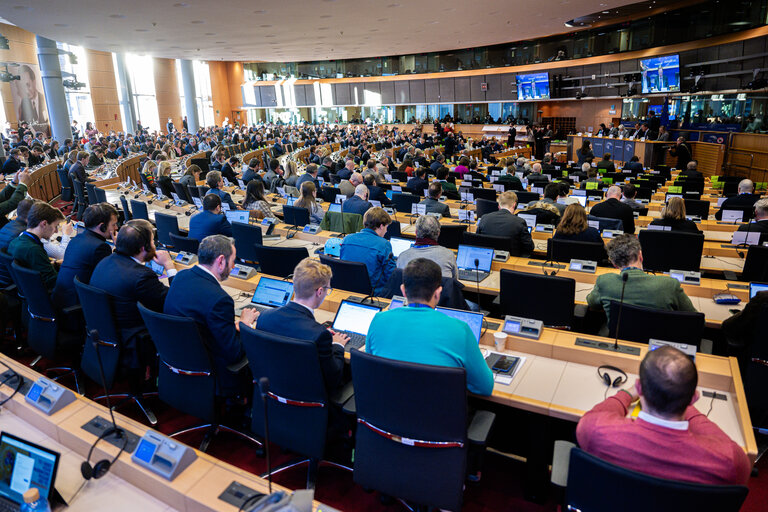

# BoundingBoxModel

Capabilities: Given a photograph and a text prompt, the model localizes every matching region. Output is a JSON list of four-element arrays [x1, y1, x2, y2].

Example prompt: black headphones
[[597, 365, 628, 388], [80, 427, 127, 480]]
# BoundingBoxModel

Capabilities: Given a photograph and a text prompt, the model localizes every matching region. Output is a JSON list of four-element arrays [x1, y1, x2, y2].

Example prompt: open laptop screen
[[456, 245, 493, 272], [251, 277, 294, 307], [435, 306, 484, 342], [750, 282, 768, 299], [0, 432, 60, 505], [332, 300, 381, 336], [389, 237, 414, 258], [225, 210, 250, 225]]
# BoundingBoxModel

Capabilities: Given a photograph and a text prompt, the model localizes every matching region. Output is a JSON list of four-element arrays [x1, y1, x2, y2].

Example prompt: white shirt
[[637, 410, 689, 431]]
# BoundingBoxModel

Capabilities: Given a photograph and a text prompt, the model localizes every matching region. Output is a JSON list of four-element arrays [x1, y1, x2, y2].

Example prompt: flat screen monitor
[[0, 432, 60, 506], [750, 282, 768, 299], [516, 73, 550, 100], [640, 54, 680, 94], [456, 244, 493, 272], [435, 306, 484, 342]]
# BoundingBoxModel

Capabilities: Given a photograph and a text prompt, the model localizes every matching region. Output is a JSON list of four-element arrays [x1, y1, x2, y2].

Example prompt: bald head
[[606, 185, 622, 199], [738, 179, 754, 194], [639, 346, 697, 417]]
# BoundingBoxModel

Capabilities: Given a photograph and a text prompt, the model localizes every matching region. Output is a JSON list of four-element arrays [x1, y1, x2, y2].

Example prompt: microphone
[[474, 257, 482, 302], [91, 329, 122, 437], [614, 272, 629, 352], [258, 377, 273, 496]]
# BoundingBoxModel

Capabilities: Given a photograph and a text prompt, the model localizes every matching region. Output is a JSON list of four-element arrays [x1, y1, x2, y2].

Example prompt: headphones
[[80, 427, 127, 480], [597, 365, 628, 388]]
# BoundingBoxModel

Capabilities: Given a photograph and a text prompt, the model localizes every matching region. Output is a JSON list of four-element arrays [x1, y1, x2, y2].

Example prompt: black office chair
[[240, 326, 351, 489], [350, 350, 495, 512], [85, 182, 98, 205], [741, 245, 768, 282], [391, 171, 408, 182], [173, 181, 192, 203], [56, 168, 73, 202], [169, 233, 199, 254], [634, 187, 653, 200], [475, 198, 499, 219], [319, 254, 373, 296], [74, 278, 157, 425], [525, 207, 560, 226], [608, 301, 705, 347], [565, 447, 748, 512], [129, 199, 150, 222], [684, 199, 711, 219], [154, 212, 181, 249], [137, 303, 261, 452], [231, 222, 262, 263], [470, 187, 496, 202], [11, 262, 82, 392], [382, 268, 467, 309], [254, 244, 309, 278], [461, 231, 511, 252], [548, 239, 609, 266], [283, 205, 310, 227], [119, 195, 132, 221], [737, 302, 768, 435], [391, 192, 420, 213], [72, 178, 88, 221], [320, 186, 338, 204], [93, 187, 108, 204], [437, 224, 468, 250], [722, 181, 739, 197], [384, 220, 401, 240], [187, 185, 200, 200], [515, 191, 540, 204], [638, 230, 704, 272], [0, 249, 22, 339], [587, 214, 623, 232], [197, 185, 210, 198], [499, 269, 578, 329]]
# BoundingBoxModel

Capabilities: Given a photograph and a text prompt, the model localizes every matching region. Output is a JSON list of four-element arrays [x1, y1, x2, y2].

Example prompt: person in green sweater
[[587, 234, 697, 324], [0, 169, 31, 228], [7, 202, 64, 291], [367, 258, 495, 396]]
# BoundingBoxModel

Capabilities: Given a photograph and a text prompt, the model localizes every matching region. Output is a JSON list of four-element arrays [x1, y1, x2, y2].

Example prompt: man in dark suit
[[0, 198, 33, 251], [204, 170, 238, 210], [241, 158, 261, 185], [164, 235, 258, 395], [669, 137, 692, 170], [589, 185, 636, 234], [189, 193, 233, 241], [336, 159, 355, 181], [272, 140, 285, 158], [406, 168, 429, 195], [296, 164, 320, 192], [596, 153, 616, 173], [363, 175, 390, 206], [715, 179, 760, 221], [0, 170, 30, 230], [220, 157, 239, 184], [419, 182, 451, 218], [476, 191, 534, 257], [317, 157, 333, 181], [53, 203, 118, 310], [342, 185, 373, 216], [1, 149, 23, 176], [734, 198, 768, 245], [69, 151, 94, 184], [680, 160, 703, 179], [7, 202, 64, 292], [541, 153, 557, 176], [622, 156, 644, 174], [257, 258, 348, 394]]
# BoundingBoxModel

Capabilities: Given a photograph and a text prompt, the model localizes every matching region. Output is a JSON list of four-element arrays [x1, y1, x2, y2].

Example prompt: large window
[[176, 60, 216, 128], [57, 43, 94, 131], [124, 54, 159, 133]]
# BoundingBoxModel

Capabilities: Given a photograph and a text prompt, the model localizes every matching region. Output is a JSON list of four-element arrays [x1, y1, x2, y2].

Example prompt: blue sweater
[[367, 307, 495, 396], [339, 228, 396, 296]]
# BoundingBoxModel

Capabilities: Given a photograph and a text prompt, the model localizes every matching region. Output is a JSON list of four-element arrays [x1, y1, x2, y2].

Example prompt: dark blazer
[[257, 301, 345, 393], [157, 175, 175, 198], [680, 169, 703, 179], [164, 266, 244, 393], [242, 168, 260, 185], [669, 143, 692, 170], [68, 161, 92, 184], [722, 291, 768, 349], [553, 226, 603, 244], [342, 195, 373, 216], [295, 173, 319, 191], [715, 193, 760, 220], [736, 219, 768, 244], [189, 210, 233, 241], [589, 198, 635, 234], [596, 160, 615, 173], [53, 229, 112, 310], [316, 165, 332, 181], [220, 163, 238, 183], [622, 161, 643, 173], [368, 185, 391, 206], [207, 187, 238, 210], [0, 219, 24, 250], [406, 176, 429, 195], [419, 197, 450, 217], [1, 157, 21, 175], [7, 231, 57, 291], [649, 217, 700, 234], [476, 209, 535, 256]]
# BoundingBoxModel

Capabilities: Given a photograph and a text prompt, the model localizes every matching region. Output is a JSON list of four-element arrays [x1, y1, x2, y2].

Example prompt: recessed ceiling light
[[260, 24, 272, 27], [173, 2, 189, 7], [85, 35, 97, 38], [602, 10, 609, 14], [387, 3, 399, 7], [204, 32, 215, 35], [254, 9, 266, 14], [12, 5, 31, 10], [190, 20, 204, 24]]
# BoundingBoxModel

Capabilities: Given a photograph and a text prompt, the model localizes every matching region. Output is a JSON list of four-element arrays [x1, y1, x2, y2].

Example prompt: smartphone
[[265, 222, 276, 236], [492, 356, 519, 374]]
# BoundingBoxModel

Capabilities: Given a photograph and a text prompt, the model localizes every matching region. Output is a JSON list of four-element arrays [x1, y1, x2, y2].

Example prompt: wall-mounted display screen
[[516, 73, 550, 100], [640, 55, 680, 94]]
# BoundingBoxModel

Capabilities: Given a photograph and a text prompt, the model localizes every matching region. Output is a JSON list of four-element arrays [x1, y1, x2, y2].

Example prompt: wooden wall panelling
[[208, 61, 232, 127], [86, 49, 122, 134], [153, 58, 181, 133]]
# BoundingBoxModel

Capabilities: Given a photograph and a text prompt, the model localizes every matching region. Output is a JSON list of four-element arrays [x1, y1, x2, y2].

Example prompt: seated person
[[715, 179, 759, 221], [576, 346, 751, 485], [596, 152, 615, 173], [363, 174, 391, 205], [164, 235, 258, 395], [397, 215, 457, 279], [586, 234, 696, 324], [528, 182, 565, 215], [453, 156, 471, 177], [476, 191, 534, 257], [294, 181, 325, 224], [295, 163, 320, 191], [242, 158, 261, 185], [7, 202, 64, 291], [722, 283, 768, 351], [53, 203, 118, 310], [367, 258, 494, 396], [435, 166, 460, 200], [589, 185, 635, 234], [649, 197, 700, 233], [620, 183, 644, 210], [189, 194, 233, 241], [0, 197, 34, 250], [257, 258, 348, 393], [342, 184, 373, 217], [205, 170, 239, 210], [526, 162, 548, 185], [497, 165, 524, 191], [622, 155, 643, 173], [179, 164, 201, 188], [553, 203, 603, 244], [69, 151, 94, 184], [338, 171, 362, 198], [419, 182, 451, 218], [579, 167, 601, 190], [339, 207, 396, 296], [571, 162, 589, 182], [734, 198, 768, 244], [406, 167, 429, 195], [156, 161, 175, 197], [220, 157, 239, 183], [680, 160, 703, 179], [88, 146, 105, 168], [242, 179, 275, 220]]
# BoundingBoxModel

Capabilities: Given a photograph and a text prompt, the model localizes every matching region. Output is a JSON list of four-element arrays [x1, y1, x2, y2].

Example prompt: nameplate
[[527, 261, 565, 269]]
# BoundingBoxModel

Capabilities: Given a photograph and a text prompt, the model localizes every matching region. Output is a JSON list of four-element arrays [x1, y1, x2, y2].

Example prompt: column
[[115, 53, 137, 134], [179, 59, 199, 133], [35, 36, 72, 143]]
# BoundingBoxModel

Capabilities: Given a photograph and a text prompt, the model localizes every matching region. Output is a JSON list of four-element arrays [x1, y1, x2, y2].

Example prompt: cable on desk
[[705, 391, 716, 418], [0, 360, 22, 408]]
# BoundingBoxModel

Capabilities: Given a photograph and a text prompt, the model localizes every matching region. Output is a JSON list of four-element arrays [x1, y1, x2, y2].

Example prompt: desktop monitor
[[750, 282, 768, 299], [331, 300, 381, 336], [435, 306, 484, 342], [225, 210, 250, 225], [0, 432, 60, 506], [389, 237, 414, 258], [516, 72, 550, 100], [640, 54, 680, 94], [456, 245, 494, 272], [251, 277, 294, 308]]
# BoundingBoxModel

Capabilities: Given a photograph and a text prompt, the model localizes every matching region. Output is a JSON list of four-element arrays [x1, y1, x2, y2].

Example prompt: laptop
[[389, 236, 414, 258], [236, 277, 294, 316], [750, 282, 768, 299], [331, 299, 382, 351], [328, 202, 342, 213], [456, 244, 493, 282], [435, 306, 484, 342], [225, 210, 250, 225], [573, 195, 588, 207], [0, 432, 60, 512]]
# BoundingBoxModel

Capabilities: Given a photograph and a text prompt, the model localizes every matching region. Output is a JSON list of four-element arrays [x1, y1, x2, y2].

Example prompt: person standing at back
[[339, 207, 396, 296], [476, 191, 534, 257]]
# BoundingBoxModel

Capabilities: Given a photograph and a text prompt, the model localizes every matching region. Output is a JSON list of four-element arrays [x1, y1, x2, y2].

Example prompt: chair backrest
[[231, 222, 262, 262], [391, 192, 420, 213], [566, 448, 748, 512], [137, 303, 217, 422], [85, 182, 97, 202], [0, 248, 16, 288], [283, 205, 310, 227], [351, 350, 468, 511], [197, 185, 210, 198], [154, 212, 181, 248], [742, 245, 768, 282], [548, 238, 608, 265], [187, 185, 200, 199], [384, 220, 401, 240], [515, 191, 540, 204], [634, 187, 653, 200], [11, 262, 59, 359], [240, 325, 328, 460], [526, 207, 560, 226], [56, 168, 73, 202], [319, 254, 373, 295], [684, 199, 710, 219], [391, 170, 408, 182], [638, 230, 704, 272], [461, 231, 511, 251], [319, 186, 338, 203], [119, 195, 132, 221], [608, 301, 705, 347], [722, 181, 739, 196], [169, 233, 200, 254], [254, 244, 309, 278], [437, 224, 468, 250], [172, 181, 192, 203], [93, 187, 108, 203], [499, 269, 575, 328], [72, 178, 87, 203], [129, 199, 150, 221], [587, 214, 623, 232], [74, 277, 122, 389], [470, 187, 496, 201], [475, 198, 499, 219]]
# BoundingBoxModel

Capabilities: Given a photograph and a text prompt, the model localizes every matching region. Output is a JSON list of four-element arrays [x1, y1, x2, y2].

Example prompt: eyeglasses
[[321, 285, 333, 294]]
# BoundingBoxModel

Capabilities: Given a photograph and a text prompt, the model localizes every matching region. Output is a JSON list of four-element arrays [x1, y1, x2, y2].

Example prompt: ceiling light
[[54, 23, 68, 27], [173, 2, 189, 6], [135, 29, 148, 32], [254, 9, 266, 14], [85, 35, 97, 38], [110, 14, 125, 19]]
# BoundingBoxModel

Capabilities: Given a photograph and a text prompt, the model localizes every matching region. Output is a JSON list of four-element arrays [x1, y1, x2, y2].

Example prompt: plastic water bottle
[[21, 488, 51, 512]]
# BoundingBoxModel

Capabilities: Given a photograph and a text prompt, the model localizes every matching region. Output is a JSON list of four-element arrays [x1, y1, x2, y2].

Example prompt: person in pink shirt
[[576, 346, 751, 486], [453, 155, 471, 177]]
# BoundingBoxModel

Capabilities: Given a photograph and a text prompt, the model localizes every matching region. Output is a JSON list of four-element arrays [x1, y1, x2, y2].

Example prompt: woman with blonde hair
[[649, 196, 700, 233], [553, 203, 603, 243], [156, 161, 175, 197], [283, 160, 299, 187]]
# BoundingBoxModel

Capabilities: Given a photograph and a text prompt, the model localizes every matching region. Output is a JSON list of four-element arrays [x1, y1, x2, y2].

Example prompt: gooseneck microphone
[[92, 330, 121, 437], [614, 272, 629, 351], [258, 377, 272, 495], [474, 258, 482, 301]]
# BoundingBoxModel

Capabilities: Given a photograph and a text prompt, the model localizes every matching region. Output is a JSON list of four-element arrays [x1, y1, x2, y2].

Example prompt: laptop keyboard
[[342, 331, 367, 351], [458, 269, 491, 282], [0, 498, 20, 512], [236, 304, 274, 316]]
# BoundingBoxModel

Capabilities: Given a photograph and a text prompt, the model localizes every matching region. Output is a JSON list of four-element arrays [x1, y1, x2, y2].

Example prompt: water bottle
[[20, 488, 51, 512]]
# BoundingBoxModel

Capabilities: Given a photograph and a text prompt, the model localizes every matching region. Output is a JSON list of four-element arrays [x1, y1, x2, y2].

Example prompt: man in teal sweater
[[367, 258, 494, 396], [587, 234, 696, 324]]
